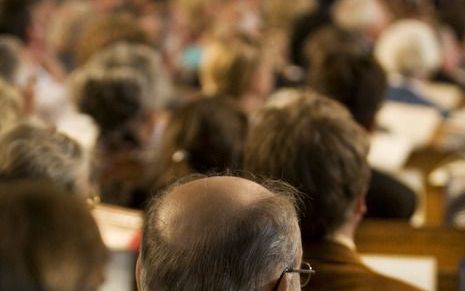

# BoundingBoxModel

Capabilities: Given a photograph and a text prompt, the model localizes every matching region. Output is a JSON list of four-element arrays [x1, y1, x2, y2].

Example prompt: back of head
[[139, 176, 302, 291], [375, 19, 441, 79], [0, 122, 90, 196], [305, 26, 387, 129], [161, 97, 247, 174], [73, 66, 148, 142], [0, 79, 23, 135], [0, 180, 107, 291], [85, 42, 174, 109], [332, 0, 389, 39], [244, 90, 370, 241], [201, 35, 260, 99]]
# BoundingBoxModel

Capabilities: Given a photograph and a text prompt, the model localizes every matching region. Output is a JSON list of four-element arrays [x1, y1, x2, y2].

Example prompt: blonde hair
[[201, 36, 260, 98], [0, 79, 23, 135]]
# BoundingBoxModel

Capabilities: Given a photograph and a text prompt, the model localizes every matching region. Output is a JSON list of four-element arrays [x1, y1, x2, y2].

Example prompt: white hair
[[375, 19, 442, 78]]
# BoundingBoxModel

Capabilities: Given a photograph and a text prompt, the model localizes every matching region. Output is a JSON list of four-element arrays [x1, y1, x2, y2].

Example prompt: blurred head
[[201, 34, 261, 99], [375, 19, 442, 79], [138, 175, 302, 291], [244, 90, 370, 241], [156, 97, 248, 188], [73, 66, 152, 145], [0, 79, 24, 135], [305, 26, 387, 130], [0, 122, 92, 198], [45, 1, 93, 70], [0, 180, 107, 291], [332, 0, 389, 40], [75, 13, 148, 65], [85, 42, 174, 109]]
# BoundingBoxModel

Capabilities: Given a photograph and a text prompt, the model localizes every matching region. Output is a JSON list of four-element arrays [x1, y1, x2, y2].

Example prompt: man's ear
[[354, 195, 367, 216], [135, 254, 143, 291]]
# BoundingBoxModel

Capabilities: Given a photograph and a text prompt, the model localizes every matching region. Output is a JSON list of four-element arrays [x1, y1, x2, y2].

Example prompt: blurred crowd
[[0, 0, 465, 290]]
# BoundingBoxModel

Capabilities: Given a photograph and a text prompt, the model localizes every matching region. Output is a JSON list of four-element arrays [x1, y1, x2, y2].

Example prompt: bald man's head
[[139, 176, 302, 291]]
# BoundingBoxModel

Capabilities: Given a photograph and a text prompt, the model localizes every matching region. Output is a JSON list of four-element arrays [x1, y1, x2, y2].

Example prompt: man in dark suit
[[245, 91, 420, 290]]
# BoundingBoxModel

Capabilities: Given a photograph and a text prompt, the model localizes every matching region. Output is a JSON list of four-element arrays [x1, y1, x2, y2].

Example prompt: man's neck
[[326, 220, 358, 251], [327, 231, 356, 251]]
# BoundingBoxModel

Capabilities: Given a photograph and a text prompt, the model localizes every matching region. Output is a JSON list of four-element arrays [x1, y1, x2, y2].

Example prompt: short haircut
[[140, 176, 301, 291], [73, 67, 148, 139], [201, 35, 260, 99], [0, 122, 90, 195], [0, 180, 107, 291], [244, 90, 370, 241], [305, 26, 387, 129], [0, 79, 23, 135], [155, 97, 248, 188]]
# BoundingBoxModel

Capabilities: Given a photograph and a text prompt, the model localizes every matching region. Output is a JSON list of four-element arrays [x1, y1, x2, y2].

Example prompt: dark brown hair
[[155, 97, 248, 189], [305, 26, 387, 130]]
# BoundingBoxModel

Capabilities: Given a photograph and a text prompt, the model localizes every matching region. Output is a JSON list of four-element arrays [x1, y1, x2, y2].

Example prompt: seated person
[[304, 26, 417, 218], [0, 180, 107, 291], [137, 175, 308, 291], [153, 97, 248, 192], [244, 91, 420, 290], [71, 43, 175, 208], [0, 121, 95, 202], [73, 66, 160, 207]]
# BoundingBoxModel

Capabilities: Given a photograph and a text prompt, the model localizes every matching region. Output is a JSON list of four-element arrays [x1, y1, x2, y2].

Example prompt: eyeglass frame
[[272, 261, 315, 291]]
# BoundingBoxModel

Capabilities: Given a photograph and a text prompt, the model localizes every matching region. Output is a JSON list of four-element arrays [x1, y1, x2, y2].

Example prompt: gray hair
[[140, 177, 301, 291], [0, 122, 90, 196], [84, 42, 174, 109]]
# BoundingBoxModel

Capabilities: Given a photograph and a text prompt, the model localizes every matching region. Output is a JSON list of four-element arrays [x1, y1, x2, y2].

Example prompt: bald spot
[[155, 176, 274, 246]]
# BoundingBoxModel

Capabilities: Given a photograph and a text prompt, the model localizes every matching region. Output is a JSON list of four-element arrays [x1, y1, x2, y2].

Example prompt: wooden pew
[[356, 220, 465, 291]]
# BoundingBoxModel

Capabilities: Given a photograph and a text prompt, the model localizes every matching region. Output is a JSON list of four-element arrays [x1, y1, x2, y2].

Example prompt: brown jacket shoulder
[[303, 240, 422, 291]]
